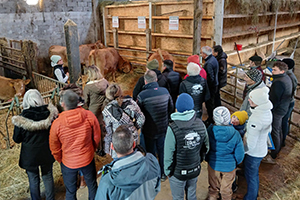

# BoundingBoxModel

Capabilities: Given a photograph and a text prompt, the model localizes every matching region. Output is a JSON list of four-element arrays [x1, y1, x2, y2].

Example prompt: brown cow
[[48, 40, 105, 67], [0, 76, 31, 101], [148, 48, 175, 71], [88, 48, 132, 82]]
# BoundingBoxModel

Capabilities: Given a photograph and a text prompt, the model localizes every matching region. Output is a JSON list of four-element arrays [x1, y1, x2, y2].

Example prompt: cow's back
[[148, 50, 174, 71]]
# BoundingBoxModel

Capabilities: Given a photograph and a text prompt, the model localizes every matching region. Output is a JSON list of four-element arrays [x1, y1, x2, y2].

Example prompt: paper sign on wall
[[138, 16, 146, 29], [112, 16, 119, 28], [169, 16, 179, 30]]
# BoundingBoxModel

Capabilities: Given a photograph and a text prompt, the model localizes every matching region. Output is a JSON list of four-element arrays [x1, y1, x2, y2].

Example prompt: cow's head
[[9, 79, 31, 97], [119, 60, 132, 73], [95, 40, 105, 49]]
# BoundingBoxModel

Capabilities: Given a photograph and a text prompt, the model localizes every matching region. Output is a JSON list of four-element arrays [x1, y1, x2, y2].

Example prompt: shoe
[[161, 174, 167, 182], [262, 155, 276, 165]]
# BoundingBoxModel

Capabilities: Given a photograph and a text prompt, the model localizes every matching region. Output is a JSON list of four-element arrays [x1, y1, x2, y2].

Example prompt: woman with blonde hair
[[12, 89, 58, 200], [83, 65, 109, 148], [102, 84, 145, 157]]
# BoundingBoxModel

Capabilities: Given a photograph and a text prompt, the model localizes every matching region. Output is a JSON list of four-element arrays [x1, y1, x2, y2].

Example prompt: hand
[[66, 72, 69, 77]]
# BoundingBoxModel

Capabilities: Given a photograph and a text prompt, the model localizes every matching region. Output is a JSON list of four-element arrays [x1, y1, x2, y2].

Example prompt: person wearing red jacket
[[184, 55, 207, 80], [50, 90, 101, 200]]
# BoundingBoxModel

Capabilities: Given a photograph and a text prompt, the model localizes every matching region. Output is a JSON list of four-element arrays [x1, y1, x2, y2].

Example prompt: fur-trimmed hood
[[12, 103, 58, 131]]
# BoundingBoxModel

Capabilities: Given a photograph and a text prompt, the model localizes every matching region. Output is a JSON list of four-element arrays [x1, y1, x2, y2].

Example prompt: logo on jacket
[[183, 132, 201, 149], [191, 84, 203, 96]]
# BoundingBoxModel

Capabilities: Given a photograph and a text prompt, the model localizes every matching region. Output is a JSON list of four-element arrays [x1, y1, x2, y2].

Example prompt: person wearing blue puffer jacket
[[206, 106, 245, 200]]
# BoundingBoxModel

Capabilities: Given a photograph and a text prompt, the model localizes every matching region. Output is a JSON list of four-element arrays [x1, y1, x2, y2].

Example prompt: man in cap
[[268, 61, 293, 161], [281, 58, 298, 147], [240, 68, 266, 116], [249, 55, 265, 82], [50, 55, 69, 83], [162, 60, 182, 107], [164, 93, 209, 199], [133, 59, 170, 100]]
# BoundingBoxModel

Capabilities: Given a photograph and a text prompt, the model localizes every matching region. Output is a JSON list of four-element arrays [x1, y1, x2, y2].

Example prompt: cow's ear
[[24, 79, 31, 85], [9, 80, 15, 87]]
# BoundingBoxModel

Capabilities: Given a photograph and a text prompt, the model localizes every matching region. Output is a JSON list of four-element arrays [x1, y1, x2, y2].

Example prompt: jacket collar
[[205, 54, 212, 61], [12, 103, 58, 131], [273, 73, 286, 79], [143, 82, 159, 90]]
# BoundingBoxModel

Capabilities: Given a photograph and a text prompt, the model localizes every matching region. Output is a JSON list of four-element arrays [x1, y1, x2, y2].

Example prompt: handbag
[[267, 132, 275, 150]]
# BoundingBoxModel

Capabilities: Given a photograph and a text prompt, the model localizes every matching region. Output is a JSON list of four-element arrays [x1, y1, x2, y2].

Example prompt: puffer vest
[[53, 65, 66, 81], [181, 78, 206, 116], [169, 114, 206, 180]]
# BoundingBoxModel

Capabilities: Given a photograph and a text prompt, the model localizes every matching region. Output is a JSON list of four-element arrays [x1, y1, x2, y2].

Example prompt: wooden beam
[[214, 0, 224, 45], [193, 0, 203, 55], [113, 28, 119, 48], [106, 16, 213, 20]]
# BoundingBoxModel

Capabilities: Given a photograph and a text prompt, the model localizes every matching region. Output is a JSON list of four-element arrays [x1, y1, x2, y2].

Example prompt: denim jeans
[[169, 176, 198, 200], [282, 101, 294, 145], [61, 159, 97, 200], [243, 154, 263, 200], [144, 136, 165, 176], [26, 164, 55, 200]]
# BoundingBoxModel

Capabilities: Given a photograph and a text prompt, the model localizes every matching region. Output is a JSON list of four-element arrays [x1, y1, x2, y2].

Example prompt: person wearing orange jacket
[[50, 90, 101, 200]]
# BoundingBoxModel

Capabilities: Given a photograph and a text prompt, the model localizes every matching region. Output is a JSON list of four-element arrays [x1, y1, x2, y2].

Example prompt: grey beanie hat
[[245, 69, 262, 83], [213, 106, 231, 126]]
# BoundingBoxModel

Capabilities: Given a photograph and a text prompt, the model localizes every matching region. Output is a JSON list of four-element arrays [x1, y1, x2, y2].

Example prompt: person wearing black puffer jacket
[[269, 61, 293, 161], [137, 70, 174, 182], [179, 63, 210, 119], [133, 59, 170, 100], [12, 89, 58, 200], [213, 45, 228, 107], [162, 59, 182, 108]]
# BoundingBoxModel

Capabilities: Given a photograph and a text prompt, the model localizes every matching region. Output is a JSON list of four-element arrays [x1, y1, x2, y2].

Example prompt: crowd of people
[[12, 45, 297, 200]]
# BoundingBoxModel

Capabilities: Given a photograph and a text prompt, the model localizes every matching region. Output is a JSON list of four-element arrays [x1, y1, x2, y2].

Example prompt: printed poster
[[169, 16, 179, 30], [112, 16, 119, 28], [138, 16, 146, 29]]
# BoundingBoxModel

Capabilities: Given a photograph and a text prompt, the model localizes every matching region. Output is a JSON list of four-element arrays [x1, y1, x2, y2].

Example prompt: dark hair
[[273, 61, 288, 72], [61, 90, 79, 110], [213, 45, 223, 55], [163, 60, 173, 69], [253, 60, 262, 66], [144, 70, 157, 83], [112, 125, 134, 154]]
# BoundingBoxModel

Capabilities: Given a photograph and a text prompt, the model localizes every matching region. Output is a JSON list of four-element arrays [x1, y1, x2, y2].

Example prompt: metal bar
[[1, 46, 22, 52], [149, 2, 152, 30]]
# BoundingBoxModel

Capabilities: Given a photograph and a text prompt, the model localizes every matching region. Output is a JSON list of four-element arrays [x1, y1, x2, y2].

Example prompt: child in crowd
[[206, 106, 245, 200], [230, 111, 248, 137]]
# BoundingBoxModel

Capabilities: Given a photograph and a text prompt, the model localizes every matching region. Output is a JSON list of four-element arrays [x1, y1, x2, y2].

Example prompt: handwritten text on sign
[[169, 16, 179, 30]]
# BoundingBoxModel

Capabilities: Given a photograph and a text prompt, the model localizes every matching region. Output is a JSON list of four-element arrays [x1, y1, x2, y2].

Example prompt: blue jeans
[[169, 176, 198, 200], [144, 136, 165, 176], [61, 159, 97, 200], [243, 154, 263, 200], [26, 164, 55, 200], [282, 101, 294, 145]]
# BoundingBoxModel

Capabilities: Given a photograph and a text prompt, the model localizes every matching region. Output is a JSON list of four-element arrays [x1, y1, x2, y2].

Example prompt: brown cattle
[[88, 48, 132, 82], [48, 40, 105, 67], [148, 48, 175, 71], [0, 76, 30, 101]]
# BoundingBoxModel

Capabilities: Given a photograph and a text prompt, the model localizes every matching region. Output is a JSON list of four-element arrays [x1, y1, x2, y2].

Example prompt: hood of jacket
[[86, 78, 109, 95], [171, 110, 196, 126], [185, 75, 203, 84], [250, 99, 273, 114], [57, 107, 90, 129], [107, 151, 158, 189], [216, 52, 227, 61], [211, 125, 237, 143], [12, 103, 58, 132]]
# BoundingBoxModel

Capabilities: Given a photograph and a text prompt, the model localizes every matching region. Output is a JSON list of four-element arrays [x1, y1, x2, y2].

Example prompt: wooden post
[[146, 29, 152, 60], [64, 19, 81, 83], [21, 40, 37, 88], [113, 28, 119, 48], [92, 0, 100, 42], [214, 0, 224, 45], [103, 7, 107, 47], [193, 0, 203, 55], [272, 8, 279, 52]]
